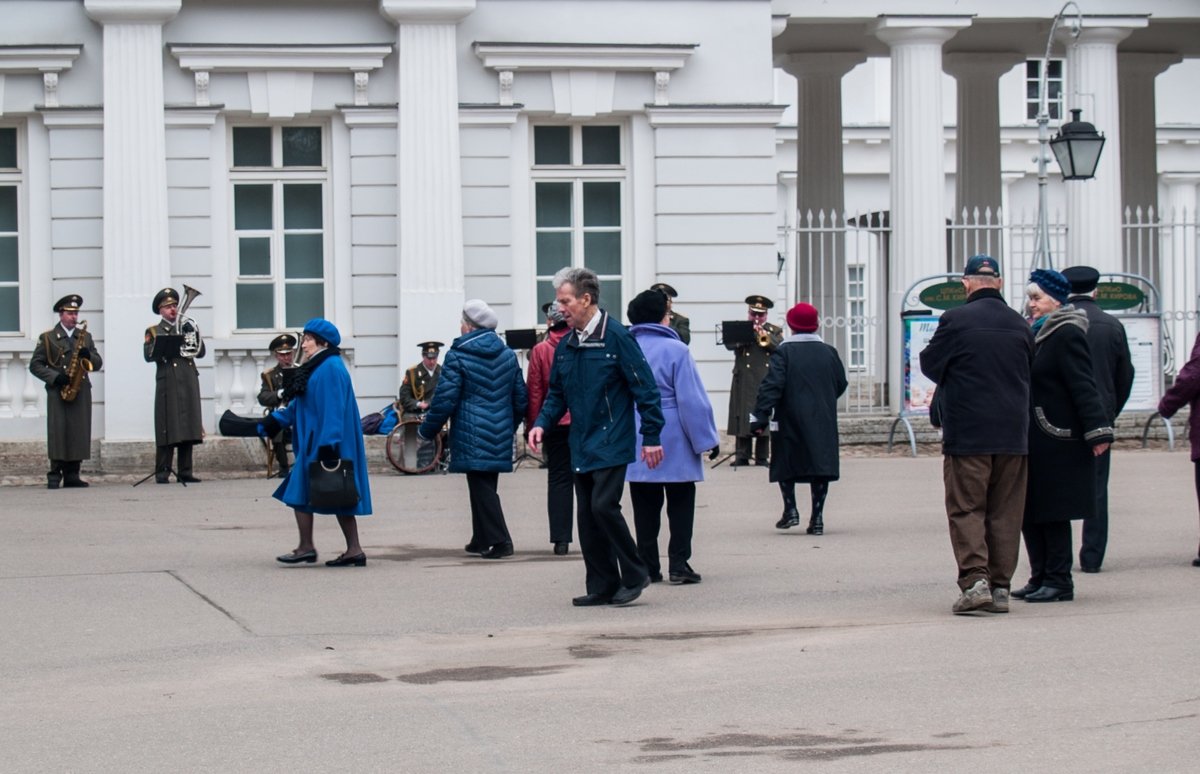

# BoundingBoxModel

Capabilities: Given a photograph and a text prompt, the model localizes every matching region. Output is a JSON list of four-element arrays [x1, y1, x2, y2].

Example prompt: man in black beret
[[257, 333, 297, 477], [29, 295, 103, 488], [1063, 265, 1135, 573], [651, 283, 691, 345], [726, 294, 782, 466], [144, 287, 206, 483]]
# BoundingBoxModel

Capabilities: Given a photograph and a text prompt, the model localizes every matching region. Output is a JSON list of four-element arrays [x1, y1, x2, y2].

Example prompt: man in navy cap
[[144, 287, 206, 483], [726, 294, 782, 466], [397, 341, 443, 420], [29, 294, 103, 489], [257, 333, 298, 477], [1063, 265, 1135, 572]]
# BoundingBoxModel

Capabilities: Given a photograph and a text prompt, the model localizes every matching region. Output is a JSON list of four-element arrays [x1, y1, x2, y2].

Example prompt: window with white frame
[[1026, 59, 1064, 121], [847, 264, 866, 370], [0, 126, 20, 333], [230, 125, 328, 331], [532, 124, 625, 318]]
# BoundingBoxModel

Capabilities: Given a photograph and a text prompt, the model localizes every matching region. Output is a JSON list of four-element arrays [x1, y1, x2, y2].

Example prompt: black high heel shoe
[[276, 549, 318, 564], [325, 553, 367, 567]]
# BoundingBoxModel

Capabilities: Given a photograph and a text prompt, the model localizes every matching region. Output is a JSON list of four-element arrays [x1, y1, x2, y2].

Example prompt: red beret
[[786, 302, 819, 333]]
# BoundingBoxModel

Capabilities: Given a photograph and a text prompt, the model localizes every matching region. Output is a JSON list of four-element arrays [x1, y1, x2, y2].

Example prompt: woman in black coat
[[752, 303, 848, 535], [1015, 269, 1113, 602]]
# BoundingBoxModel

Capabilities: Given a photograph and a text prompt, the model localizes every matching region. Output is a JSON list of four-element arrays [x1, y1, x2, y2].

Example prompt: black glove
[[260, 414, 283, 438], [77, 347, 90, 361], [317, 444, 339, 464], [53, 372, 70, 388], [708, 446, 720, 460], [750, 420, 770, 437]]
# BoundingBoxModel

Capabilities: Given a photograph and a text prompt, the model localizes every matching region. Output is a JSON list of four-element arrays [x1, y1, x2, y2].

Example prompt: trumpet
[[757, 327, 772, 348], [175, 284, 203, 358]]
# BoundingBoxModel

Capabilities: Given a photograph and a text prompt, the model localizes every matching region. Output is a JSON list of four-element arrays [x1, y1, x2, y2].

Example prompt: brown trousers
[[943, 454, 1028, 591]]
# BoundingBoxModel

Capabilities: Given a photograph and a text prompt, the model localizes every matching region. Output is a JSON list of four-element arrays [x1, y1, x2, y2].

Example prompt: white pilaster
[[944, 52, 1024, 217], [85, 0, 181, 442], [873, 17, 969, 413], [381, 0, 474, 363], [1062, 21, 1142, 274], [1161, 174, 1198, 366]]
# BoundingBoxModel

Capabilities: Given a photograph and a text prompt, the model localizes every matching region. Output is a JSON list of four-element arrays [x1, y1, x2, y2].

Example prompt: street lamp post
[[1033, 1, 1107, 270]]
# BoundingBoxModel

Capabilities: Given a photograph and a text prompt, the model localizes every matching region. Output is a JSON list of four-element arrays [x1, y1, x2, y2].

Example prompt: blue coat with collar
[[535, 309, 664, 474]]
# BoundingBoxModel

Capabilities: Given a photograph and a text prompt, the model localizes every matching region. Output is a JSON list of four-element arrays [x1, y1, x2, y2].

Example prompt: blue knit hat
[[302, 318, 341, 347], [1028, 269, 1071, 305]]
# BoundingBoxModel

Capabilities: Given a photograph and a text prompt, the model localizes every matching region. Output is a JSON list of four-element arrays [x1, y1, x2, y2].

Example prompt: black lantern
[[1050, 108, 1106, 181]]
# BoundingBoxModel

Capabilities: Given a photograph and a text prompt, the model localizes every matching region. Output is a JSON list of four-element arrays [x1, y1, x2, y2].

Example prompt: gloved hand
[[708, 446, 720, 460], [750, 420, 769, 437], [260, 414, 282, 438], [317, 444, 339, 464], [78, 347, 91, 361], [53, 372, 70, 387], [255, 422, 268, 439]]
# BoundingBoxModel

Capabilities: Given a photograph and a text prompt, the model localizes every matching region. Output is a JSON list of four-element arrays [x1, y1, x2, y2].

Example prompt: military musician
[[651, 282, 691, 345], [397, 341, 443, 420], [257, 333, 297, 477], [726, 294, 782, 466], [144, 287, 205, 484], [29, 294, 103, 489]]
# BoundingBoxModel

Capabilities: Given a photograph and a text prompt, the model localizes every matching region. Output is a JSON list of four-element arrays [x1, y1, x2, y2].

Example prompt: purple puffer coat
[[1159, 332, 1200, 461], [626, 323, 720, 483]]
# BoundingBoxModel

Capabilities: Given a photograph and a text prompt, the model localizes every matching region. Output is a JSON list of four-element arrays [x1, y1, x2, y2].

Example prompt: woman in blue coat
[[419, 300, 528, 559], [261, 319, 373, 567], [625, 290, 720, 584]]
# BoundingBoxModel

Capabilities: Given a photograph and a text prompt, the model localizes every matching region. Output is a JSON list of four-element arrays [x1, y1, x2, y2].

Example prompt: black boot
[[776, 481, 800, 529], [47, 461, 63, 490], [62, 460, 89, 488], [807, 481, 828, 535]]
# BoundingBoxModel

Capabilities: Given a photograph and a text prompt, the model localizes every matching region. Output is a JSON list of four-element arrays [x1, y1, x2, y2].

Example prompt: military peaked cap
[[152, 287, 180, 313], [269, 333, 297, 354], [745, 294, 774, 312], [54, 294, 82, 313]]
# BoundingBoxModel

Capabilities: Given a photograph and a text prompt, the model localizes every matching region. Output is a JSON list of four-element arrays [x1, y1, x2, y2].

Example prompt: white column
[[943, 52, 1024, 218], [1062, 21, 1143, 274], [380, 1, 475, 363], [1119, 53, 1180, 216], [1161, 174, 1199, 369], [873, 17, 970, 413], [84, 0, 181, 442]]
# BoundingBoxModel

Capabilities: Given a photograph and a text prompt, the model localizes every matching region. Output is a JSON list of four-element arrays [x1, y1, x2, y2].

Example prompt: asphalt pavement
[[2, 448, 1198, 772]]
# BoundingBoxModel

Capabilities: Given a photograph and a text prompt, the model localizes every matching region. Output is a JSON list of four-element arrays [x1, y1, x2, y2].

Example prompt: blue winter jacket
[[535, 309, 664, 474], [419, 328, 527, 473]]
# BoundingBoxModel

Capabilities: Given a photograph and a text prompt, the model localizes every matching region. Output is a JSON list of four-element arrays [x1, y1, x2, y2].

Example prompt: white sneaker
[[952, 579, 992, 614]]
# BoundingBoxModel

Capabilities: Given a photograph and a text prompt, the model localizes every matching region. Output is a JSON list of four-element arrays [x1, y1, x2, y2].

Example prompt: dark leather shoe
[[730, 458, 751, 467], [325, 553, 367, 567], [775, 509, 800, 529], [276, 550, 318, 564], [480, 543, 514, 559], [553, 542, 569, 556], [1080, 565, 1100, 574], [610, 577, 650, 606], [63, 478, 89, 488], [464, 542, 486, 554], [572, 593, 613, 607], [1024, 585, 1073, 603], [648, 573, 664, 583], [178, 475, 201, 483], [669, 564, 702, 584], [155, 477, 170, 484], [1009, 582, 1039, 599], [1193, 556, 1200, 567]]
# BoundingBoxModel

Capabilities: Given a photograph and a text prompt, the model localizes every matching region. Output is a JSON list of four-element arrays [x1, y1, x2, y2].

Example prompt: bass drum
[[386, 418, 444, 474]]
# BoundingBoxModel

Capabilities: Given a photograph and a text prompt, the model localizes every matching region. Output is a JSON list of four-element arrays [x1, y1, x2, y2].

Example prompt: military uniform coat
[[726, 323, 782, 436], [397, 363, 441, 418], [143, 320, 205, 447], [258, 365, 285, 410], [668, 311, 691, 345], [29, 323, 102, 460]]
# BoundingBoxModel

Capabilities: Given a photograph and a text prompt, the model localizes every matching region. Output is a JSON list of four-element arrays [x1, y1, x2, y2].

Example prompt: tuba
[[175, 284, 203, 358]]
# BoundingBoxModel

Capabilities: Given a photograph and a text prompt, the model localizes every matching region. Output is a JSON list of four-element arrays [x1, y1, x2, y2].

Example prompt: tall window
[[1026, 59, 1064, 121], [847, 264, 866, 370], [532, 124, 625, 318], [0, 126, 20, 333], [230, 125, 327, 330]]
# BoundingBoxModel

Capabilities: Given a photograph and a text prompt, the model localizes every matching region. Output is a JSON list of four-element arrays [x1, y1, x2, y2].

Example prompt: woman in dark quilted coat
[[419, 300, 528, 559], [1158, 331, 1200, 566]]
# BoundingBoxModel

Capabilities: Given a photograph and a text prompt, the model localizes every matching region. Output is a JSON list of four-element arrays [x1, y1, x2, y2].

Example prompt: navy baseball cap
[[963, 254, 1001, 277]]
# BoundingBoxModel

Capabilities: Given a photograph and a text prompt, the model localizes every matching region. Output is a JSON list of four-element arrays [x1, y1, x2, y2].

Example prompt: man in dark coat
[[751, 302, 847, 536], [257, 333, 296, 477], [726, 294, 783, 466], [1062, 265, 1135, 573], [529, 267, 665, 607], [397, 341, 443, 419], [920, 255, 1035, 615], [144, 287, 206, 484], [29, 294, 103, 489]]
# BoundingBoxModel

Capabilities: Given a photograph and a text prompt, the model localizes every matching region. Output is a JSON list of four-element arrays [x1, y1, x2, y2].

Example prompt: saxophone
[[60, 320, 89, 402]]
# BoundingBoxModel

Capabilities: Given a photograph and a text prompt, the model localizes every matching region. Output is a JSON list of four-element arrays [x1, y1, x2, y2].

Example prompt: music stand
[[504, 329, 543, 469], [133, 333, 190, 486], [712, 320, 762, 470]]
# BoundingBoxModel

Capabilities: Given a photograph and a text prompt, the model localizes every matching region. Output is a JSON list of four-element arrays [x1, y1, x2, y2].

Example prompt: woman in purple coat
[[1158, 331, 1200, 567], [626, 289, 720, 584]]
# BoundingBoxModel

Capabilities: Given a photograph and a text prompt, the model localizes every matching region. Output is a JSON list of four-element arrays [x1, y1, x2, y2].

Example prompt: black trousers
[[543, 425, 574, 544], [735, 435, 769, 463], [156, 442, 195, 479], [466, 471, 511, 548], [1079, 449, 1111, 569], [1022, 519, 1074, 590], [630, 481, 696, 578], [575, 465, 648, 596]]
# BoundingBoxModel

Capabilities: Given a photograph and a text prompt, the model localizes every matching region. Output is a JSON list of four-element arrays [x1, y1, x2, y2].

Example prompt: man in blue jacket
[[529, 268, 666, 606]]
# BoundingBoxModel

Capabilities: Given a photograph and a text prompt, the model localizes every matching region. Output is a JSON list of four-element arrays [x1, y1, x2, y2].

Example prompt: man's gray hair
[[553, 267, 600, 305]]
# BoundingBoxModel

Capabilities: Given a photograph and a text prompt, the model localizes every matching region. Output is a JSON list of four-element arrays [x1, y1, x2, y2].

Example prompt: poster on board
[[902, 315, 940, 415], [1117, 315, 1162, 412]]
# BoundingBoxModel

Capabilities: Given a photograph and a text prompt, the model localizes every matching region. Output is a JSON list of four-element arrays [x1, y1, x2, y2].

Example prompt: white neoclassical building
[[0, 0, 1197, 456]]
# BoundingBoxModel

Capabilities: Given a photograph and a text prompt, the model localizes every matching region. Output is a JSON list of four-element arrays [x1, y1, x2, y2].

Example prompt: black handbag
[[308, 458, 360, 510]]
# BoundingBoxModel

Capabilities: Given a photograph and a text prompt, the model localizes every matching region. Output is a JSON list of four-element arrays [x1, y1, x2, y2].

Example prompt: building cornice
[[167, 44, 394, 73], [473, 42, 696, 72]]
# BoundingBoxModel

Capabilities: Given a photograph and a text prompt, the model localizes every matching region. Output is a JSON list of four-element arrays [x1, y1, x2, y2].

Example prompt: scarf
[[1033, 304, 1088, 345], [281, 346, 339, 402]]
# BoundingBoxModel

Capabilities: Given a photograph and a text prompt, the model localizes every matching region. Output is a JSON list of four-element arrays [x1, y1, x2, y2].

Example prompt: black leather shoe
[[1024, 585, 1074, 603], [1080, 565, 1100, 573], [730, 458, 751, 467], [155, 477, 170, 484], [1009, 582, 1039, 599], [775, 509, 800, 529], [1193, 556, 1200, 567], [276, 549, 318, 564], [610, 577, 650, 606], [178, 475, 202, 483], [648, 573, 664, 583], [572, 593, 613, 607], [325, 553, 367, 567], [553, 542, 569, 556], [480, 543, 514, 559], [464, 542, 486, 554], [669, 564, 702, 584], [63, 478, 89, 488]]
